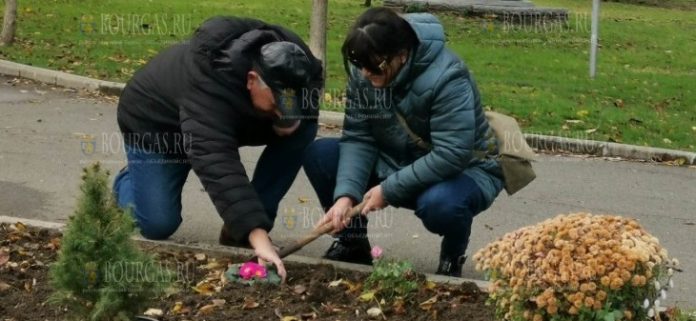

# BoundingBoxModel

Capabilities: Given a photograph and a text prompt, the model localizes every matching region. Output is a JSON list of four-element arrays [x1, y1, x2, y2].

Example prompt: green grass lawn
[[1, 0, 694, 151]]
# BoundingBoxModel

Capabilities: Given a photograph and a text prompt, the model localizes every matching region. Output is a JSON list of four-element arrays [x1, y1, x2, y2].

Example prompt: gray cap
[[255, 41, 313, 127]]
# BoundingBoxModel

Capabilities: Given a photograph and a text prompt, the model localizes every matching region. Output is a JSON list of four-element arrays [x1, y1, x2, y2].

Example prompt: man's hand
[[316, 196, 354, 234], [362, 184, 387, 215], [248, 228, 286, 283]]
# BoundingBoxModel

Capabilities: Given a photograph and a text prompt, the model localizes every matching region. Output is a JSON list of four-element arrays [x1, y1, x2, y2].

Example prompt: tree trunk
[[309, 0, 327, 86], [0, 0, 18, 46], [364, 0, 372, 7]]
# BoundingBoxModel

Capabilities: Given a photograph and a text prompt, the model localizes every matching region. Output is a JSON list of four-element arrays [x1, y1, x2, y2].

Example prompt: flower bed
[[0, 222, 494, 321]]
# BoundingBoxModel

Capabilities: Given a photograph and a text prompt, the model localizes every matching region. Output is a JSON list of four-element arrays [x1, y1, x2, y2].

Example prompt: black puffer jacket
[[117, 16, 323, 243]]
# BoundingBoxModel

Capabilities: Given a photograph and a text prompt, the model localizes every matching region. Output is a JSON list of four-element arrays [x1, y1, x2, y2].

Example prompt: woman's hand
[[362, 185, 387, 215], [248, 228, 286, 283], [316, 196, 354, 234]]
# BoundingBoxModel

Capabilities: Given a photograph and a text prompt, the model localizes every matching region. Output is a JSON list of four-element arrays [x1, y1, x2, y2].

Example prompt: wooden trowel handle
[[276, 201, 365, 259], [247, 201, 366, 263]]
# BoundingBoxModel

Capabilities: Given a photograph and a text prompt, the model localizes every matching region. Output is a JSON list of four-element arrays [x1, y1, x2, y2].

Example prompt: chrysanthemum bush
[[473, 213, 680, 321]]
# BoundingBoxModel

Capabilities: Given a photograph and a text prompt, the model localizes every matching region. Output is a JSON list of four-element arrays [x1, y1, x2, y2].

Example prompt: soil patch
[[0, 222, 495, 321]]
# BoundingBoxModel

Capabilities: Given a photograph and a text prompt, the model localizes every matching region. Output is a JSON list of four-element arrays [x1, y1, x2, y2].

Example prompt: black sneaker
[[323, 238, 373, 265], [436, 254, 466, 277]]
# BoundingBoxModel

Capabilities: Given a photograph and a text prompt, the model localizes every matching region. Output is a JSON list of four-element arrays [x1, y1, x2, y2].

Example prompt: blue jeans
[[113, 122, 318, 240], [302, 138, 488, 255]]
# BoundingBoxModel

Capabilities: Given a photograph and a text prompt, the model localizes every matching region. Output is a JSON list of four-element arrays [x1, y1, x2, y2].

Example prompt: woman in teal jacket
[[303, 8, 504, 276]]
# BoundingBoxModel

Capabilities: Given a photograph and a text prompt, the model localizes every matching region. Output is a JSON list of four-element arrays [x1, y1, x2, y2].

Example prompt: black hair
[[342, 7, 419, 75]]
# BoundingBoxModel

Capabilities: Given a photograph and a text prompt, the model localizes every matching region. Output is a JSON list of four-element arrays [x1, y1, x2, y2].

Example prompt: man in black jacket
[[113, 16, 323, 279]]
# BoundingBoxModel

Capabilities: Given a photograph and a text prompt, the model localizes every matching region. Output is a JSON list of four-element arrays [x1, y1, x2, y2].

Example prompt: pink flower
[[239, 262, 268, 280], [370, 246, 383, 259]]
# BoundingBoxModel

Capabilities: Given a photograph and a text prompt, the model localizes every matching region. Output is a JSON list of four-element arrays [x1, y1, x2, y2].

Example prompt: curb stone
[[0, 60, 125, 95], [525, 134, 696, 165], [0, 215, 490, 291], [2, 59, 694, 165]]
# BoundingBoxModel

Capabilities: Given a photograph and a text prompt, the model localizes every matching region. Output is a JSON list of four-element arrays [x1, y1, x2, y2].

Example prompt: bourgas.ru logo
[[80, 135, 97, 155], [81, 262, 100, 288], [281, 207, 298, 230], [79, 15, 97, 35]]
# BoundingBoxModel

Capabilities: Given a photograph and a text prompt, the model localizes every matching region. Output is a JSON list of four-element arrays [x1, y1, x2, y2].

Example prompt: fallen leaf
[[0, 248, 9, 266], [585, 128, 597, 134], [194, 253, 207, 261], [663, 138, 673, 144], [565, 119, 583, 124], [366, 307, 382, 318], [192, 281, 215, 296], [198, 304, 216, 315], [143, 308, 163, 317], [11, 222, 27, 233], [393, 298, 406, 315], [293, 284, 307, 295], [24, 280, 33, 292], [576, 110, 590, 118], [412, 234, 419, 239], [419, 295, 438, 311], [614, 99, 624, 108], [212, 299, 226, 306], [242, 297, 260, 309], [282, 316, 300, 321], [344, 280, 362, 293], [298, 197, 310, 203], [425, 280, 437, 290], [692, 126, 696, 132], [359, 291, 376, 302], [171, 302, 184, 314], [45, 238, 61, 250], [0, 281, 11, 292], [328, 279, 343, 287]]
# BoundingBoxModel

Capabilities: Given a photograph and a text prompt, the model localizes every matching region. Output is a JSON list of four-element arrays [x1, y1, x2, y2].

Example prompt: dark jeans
[[113, 122, 318, 240], [302, 138, 488, 256]]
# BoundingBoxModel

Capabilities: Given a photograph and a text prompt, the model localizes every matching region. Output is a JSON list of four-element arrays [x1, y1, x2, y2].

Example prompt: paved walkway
[[1, 77, 694, 307]]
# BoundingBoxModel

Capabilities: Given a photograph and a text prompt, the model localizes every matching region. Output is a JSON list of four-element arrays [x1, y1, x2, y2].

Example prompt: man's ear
[[247, 71, 259, 90]]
